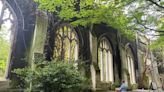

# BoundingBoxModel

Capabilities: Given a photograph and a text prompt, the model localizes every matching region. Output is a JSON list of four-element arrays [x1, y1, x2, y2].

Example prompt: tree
[[34, 0, 164, 44], [125, 0, 164, 47], [0, 35, 10, 76], [34, 0, 136, 39]]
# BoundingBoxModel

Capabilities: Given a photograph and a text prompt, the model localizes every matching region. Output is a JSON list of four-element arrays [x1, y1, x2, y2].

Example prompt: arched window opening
[[0, 1, 17, 77], [126, 48, 136, 84], [53, 25, 79, 62], [98, 37, 113, 83]]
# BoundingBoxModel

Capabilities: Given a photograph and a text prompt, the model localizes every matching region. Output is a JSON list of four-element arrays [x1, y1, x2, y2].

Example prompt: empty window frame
[[0, 0, 17, 77], [53, 25, 79, 62], [126, 48, 136, 84], [98, 37, 113, 83]]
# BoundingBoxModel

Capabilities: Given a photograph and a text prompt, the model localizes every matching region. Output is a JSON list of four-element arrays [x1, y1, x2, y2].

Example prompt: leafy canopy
[[124, 0, 164, 48], [34, 0, 135, 39], [0, 30, 10, 76], [35, 0, 164, 45]]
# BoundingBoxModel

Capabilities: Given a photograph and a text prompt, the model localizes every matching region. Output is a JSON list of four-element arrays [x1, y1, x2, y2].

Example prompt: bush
[[111, 81, 120, 90], [131, 84, 138, 90], [127, 84, 132, 91], [127, 83, 138, 91], [13, 59, 87, 92]]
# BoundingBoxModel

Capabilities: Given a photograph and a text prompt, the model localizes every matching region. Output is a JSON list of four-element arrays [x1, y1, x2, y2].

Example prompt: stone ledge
[[0, 79, 9, 91]]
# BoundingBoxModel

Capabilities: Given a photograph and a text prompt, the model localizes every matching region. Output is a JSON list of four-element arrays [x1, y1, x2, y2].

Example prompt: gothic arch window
[[126, 47, 136, 84], [53, 24, 79, 62], [98, 37, 113, 82], [0, 1, 17, 76]]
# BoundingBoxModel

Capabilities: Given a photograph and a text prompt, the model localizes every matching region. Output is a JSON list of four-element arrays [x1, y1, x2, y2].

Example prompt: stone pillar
[[33, 12, 48, 53], [136, 32, 143, 86], [89, 31, 98, 91], [150, 52, 162, 90], [31, 11, 48, 64], [131, 58, 136, 84], [119, 46, 128, 84], [108, 51, 114, 82]]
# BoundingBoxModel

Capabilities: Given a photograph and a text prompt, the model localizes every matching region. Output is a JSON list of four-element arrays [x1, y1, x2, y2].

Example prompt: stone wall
[[5, 0, 36, 87]]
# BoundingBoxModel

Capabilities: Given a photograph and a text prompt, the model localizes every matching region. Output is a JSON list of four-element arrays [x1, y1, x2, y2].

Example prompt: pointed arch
[[126, 45, 136, 84], [98, 37, 114, 83], [53, 23, 79, 62], [0, 0, 18, 77]]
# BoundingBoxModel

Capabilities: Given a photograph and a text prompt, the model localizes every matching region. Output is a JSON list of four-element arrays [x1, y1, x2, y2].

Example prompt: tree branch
[[134, 16, 164, 32], [146, 0, 164, 9]]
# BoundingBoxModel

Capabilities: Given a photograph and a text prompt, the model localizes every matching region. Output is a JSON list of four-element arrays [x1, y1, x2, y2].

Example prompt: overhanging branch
[[134, 16, 164, 32], [146, 0, 164, 9]]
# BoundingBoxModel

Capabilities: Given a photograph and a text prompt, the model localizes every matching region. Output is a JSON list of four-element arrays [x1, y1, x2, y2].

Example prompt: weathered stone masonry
[[5, 0, 162, 91]]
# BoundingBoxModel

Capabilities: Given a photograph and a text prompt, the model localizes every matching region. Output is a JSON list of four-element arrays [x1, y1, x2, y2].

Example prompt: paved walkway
[[132, 89, 163, 92], [96, 89, 163, 92]]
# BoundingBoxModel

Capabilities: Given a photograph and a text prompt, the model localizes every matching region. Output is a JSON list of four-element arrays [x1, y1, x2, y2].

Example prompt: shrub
[[131, 84, 138, 90], [127, 84, 132, 91], [111, 81, 120, 90], [13, 59, 87, 92], [127, 83, 138, 91]]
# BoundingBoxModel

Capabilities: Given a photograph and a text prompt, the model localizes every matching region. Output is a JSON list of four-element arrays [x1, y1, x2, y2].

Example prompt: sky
[[0, 0, 13, 43], [0, 0, 2, 12]]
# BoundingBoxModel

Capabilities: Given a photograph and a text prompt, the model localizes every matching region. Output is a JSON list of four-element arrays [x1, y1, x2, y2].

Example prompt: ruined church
[[0, 0, 162, 91]]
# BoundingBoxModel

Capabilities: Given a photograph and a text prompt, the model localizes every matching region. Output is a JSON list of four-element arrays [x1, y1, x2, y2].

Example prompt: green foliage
[[18, 0, 164, 49], [0, 36, 10, 76], [132, 84, 138, 89], [34, 0, 135, 39], [0, 24, 11, 76], [150, 17, 164, 51], [34, 0, 164, 48], [110, 81, 120, 90], [150, 37, 164, 51], [150, 17, 164, 49], [126, 0, 164, 48], [127, 84, 138, 91], [13, 59, 87, 92]]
